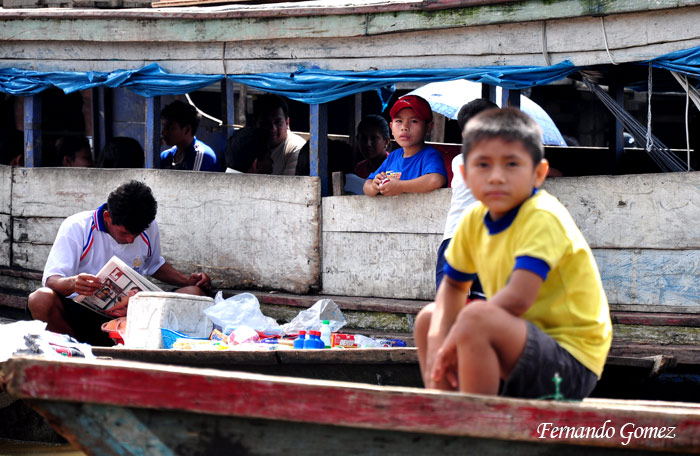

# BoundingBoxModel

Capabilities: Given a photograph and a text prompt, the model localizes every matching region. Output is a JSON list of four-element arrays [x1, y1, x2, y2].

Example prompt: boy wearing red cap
[[363, 95, 447, 196]]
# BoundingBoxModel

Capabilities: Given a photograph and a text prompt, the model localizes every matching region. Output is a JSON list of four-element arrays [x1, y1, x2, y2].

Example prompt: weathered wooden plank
[[11, 242, 51, 271], [6, 357, 700, 453], [609, 343, 700, 366], [322, 232, 441, 300], [0, 4, 698, 73], [9, 167, 321, 293], [594, 249, 700, 308], [544, 172, 700, 250], [613, 324, 700, 346], [323, 192, 450, 234], [0, 214, 9, 269], [0, 166, 10, 215], [3, 39, 700, 75], [11, 217, 61, 245]]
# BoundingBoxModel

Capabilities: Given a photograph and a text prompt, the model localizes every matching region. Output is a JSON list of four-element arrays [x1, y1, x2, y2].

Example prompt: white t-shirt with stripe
[[42, 204, 166, 298]]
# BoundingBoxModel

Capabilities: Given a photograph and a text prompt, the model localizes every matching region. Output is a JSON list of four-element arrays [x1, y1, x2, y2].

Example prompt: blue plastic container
[[160, 328, 208, 349]]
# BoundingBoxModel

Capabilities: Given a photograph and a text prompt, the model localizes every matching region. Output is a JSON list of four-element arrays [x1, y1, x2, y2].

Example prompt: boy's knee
[[456, 299, 491, 328], [176, 285, 206, 296], [27, 288, 58, 318], [414, 303, 435, 334]]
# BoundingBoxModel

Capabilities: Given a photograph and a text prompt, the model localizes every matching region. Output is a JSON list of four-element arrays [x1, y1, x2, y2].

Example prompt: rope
[[185, 93, 223, 126], [686, 81, 690, 171], [222, 41, 228, 78], [583, 77, 690, 172], [600, 16, 619, 65], [542, 20, 552, 66], [646, 64, 653, 153]]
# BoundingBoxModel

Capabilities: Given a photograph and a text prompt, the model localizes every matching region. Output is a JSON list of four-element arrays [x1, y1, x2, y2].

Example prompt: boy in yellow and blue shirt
[[414, 108, 612, 399]]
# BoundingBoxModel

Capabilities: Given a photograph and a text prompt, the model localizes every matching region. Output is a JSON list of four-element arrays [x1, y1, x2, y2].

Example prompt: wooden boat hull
[[3, 356, 700, 455]]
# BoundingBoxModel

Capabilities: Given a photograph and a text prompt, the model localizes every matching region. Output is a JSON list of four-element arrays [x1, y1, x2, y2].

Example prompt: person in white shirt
[[253, 94, 306, 175], [27, 180, 212, 345], [435, 99, 498, 298]]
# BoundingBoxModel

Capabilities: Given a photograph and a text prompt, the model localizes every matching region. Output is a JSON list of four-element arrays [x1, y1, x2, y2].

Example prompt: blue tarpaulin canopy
[[0, 45, 698, 103]]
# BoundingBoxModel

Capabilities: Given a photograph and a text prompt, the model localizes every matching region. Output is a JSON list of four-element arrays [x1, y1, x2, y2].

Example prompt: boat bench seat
[[2, 267, 699, 374]]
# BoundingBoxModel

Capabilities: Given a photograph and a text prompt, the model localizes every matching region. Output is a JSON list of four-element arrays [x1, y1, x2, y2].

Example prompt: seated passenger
[[97, 137, 144, 169], [27, 180, 212, 346], [56, 135, 94, 168], [363, 95, 447, 196], [159, 100, 220, 172], [224, 127, 271, 174], [253, 94, 306, 175], [353, 114, 391, 179]]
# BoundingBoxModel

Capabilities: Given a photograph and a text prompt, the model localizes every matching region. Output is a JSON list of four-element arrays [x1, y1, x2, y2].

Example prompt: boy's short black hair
[[161, 100, 200, 136], [457, 98, 499, 132], [98, 137, 144, 169], [357, 114, 390, 139], [107, 180, 158, 235], [254, 94, 289, 121], [462, 107, 544, 165], [56, 136, 90, 163]]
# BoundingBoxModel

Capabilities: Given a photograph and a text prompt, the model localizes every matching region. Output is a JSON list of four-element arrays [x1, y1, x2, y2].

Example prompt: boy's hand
[[378, 176, 404, 196], [372, 172, 387, 192], [430, 338, 460, 390], [73, 273, 101, 296]]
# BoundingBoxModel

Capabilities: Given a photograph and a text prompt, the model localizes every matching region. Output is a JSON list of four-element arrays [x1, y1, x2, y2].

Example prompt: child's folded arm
[[488, 268, 543, 316], [425, 277, 471, 388], [381, 173, 446, 196]]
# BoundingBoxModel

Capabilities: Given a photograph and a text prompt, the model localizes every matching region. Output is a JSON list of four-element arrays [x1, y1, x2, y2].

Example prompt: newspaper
[[74, 256, 161, 315]]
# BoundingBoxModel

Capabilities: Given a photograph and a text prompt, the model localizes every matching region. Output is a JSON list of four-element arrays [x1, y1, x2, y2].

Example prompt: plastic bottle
[[293, 330, 306, 349], [303, 330, 319, 349], [320, 320, 332, 349]]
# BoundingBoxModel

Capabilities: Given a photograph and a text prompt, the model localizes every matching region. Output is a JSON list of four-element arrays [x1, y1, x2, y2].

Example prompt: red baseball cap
[[389, 95, 433, 122]]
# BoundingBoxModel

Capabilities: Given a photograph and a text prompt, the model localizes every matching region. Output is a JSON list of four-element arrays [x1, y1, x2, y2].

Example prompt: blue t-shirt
[[160, 137, 220, 172], [367, 145, 447, 183]]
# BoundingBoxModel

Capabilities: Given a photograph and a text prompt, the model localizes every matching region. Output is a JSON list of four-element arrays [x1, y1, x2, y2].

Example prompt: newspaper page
[[73, 256, 162, 314]]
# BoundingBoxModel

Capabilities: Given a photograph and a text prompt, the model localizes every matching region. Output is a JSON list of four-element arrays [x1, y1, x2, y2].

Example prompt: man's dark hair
[[107, 180, 158, 235], [457, 98, 499, 132], [253, 94, 289, 121], [462, 107, 544, 165], [56, 136, 90, 164], [161, 100, 200, 136], [357, 114, 390, 139], [98, 137, 144, 168]]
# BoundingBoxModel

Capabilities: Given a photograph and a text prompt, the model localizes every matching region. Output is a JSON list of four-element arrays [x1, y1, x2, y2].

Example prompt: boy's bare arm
[[425, 276, 471, 388], [380, 173, 446, 196], [488, 269, 543, 316]]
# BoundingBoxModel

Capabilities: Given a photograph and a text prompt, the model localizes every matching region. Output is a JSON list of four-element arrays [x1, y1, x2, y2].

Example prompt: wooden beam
[[481, 84, 497, 104], [23, 96, 41, 168], [221, 78, 236, 140], [144, 96, 161, 169], [607, 67, 625, 174], [502, 88, 520, 109], [309, 103, 329, 197]]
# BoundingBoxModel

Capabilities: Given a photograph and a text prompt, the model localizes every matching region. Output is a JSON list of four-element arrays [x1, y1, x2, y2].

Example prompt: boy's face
[[390, 108, 432, 150], [462, 137, 548, 221], [357, 126, 389, 160], [161, 119, 190, 148]]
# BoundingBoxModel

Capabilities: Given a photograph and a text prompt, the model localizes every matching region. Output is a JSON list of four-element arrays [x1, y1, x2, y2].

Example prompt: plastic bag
[[203, 292, 283, 336], [280, 299, 346, 335], [0, 320, 95, 361]]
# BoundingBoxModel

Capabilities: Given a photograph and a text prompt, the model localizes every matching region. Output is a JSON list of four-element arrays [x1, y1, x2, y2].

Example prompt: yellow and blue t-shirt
[[444, 189, 612, 378]]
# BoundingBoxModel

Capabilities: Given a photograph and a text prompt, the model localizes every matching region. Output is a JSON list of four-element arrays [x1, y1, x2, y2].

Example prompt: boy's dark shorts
[[26, 294, 114, 347], [500, 321, 598, 400]]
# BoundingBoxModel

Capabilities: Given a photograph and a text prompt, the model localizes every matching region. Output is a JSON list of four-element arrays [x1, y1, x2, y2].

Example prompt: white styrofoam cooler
[[125, 291, 214, 349]]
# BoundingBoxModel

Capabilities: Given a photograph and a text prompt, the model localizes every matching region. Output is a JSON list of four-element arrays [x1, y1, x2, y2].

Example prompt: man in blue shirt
[[159, 100, 220, 172]]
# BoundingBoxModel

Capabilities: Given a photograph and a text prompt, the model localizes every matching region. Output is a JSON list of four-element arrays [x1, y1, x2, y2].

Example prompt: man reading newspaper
[[27, 180, 212, 346]]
